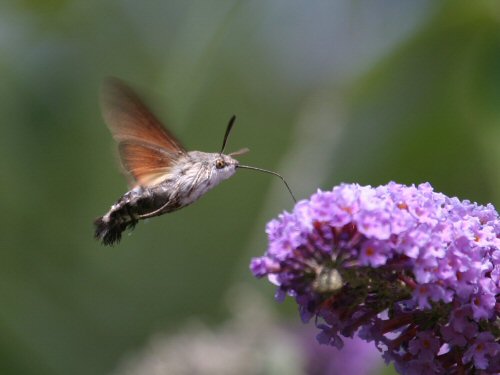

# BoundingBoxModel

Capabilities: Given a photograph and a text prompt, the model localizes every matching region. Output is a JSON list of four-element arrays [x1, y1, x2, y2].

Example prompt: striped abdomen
[[94, 186, 174, 245]]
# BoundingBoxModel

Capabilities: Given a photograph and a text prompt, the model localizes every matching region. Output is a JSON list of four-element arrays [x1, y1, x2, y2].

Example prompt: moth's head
[[213, 145, 250, 176], [211, 114, 244, 180], [198, 115, 249, 183], [184, 151, 240, 183], [211, 152, 239, 180]]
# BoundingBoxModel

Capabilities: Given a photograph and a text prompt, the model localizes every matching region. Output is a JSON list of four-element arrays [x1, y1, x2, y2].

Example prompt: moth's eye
[[215, 159, 226, 169]]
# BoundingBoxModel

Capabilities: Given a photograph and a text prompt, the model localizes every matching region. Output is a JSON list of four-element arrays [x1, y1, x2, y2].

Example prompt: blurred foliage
[[333, 0, 500, 205], [0, 1, 498, 374]]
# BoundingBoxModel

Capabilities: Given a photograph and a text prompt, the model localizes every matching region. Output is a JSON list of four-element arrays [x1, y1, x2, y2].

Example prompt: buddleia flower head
[[251, 182, 500, 374]]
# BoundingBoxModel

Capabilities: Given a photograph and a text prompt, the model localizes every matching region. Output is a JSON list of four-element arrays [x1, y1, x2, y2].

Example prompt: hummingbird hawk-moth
[[94, 78, 296, 245]]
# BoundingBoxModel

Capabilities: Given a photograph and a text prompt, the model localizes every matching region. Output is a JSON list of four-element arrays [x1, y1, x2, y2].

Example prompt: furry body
[[95, 151, 238, 245]]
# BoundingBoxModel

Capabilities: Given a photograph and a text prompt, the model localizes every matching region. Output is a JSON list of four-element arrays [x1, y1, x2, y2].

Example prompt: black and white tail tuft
[[94, 208, 137, 246]]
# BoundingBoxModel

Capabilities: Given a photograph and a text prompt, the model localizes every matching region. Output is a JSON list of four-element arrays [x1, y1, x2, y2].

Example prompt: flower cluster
[[251, 182, 500, 374]]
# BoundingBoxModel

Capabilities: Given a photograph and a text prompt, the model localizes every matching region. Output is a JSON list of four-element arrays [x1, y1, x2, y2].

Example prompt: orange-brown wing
[[100, 77, 186, 152], [118, 141, 178, 187], [100, 77, 186, 187]]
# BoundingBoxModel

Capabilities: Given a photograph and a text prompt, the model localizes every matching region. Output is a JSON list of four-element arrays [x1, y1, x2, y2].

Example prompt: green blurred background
[[1, 1, 500, 374]]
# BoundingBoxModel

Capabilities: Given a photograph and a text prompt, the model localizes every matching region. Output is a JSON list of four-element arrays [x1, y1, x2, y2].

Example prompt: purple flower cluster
[[251, 182, 500, 374]]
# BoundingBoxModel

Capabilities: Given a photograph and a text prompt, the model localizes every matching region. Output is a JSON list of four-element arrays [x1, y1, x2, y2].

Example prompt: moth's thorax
[[165, 151, 238, 205]]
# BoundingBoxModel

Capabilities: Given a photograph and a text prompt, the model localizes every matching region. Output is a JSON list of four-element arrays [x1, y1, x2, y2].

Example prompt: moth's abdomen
[[94, 195, 139, 246], [94, 187, 169, 246]]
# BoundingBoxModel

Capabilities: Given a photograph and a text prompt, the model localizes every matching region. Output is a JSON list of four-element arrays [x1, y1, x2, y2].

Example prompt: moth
[[94, 78, 296, 245]]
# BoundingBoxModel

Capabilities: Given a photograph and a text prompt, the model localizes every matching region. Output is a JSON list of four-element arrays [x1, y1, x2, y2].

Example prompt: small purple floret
[[251, 182, 500, 374]]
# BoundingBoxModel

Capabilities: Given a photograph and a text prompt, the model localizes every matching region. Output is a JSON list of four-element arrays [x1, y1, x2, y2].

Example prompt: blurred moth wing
[[100, 77, 186, 187], [118, 141, 181, 187]]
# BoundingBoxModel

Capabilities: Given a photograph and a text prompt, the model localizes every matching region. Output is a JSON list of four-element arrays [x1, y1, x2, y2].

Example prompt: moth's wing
[[101, 77, 186, 152], [100, 77, 186, 187], [118, 141, 180, 187]]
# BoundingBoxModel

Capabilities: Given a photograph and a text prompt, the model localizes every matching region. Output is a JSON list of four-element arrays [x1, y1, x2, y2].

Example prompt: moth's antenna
[[237, 165, 297, 203], [220, 115, 236, 155], [221, 115, 296, 203]]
